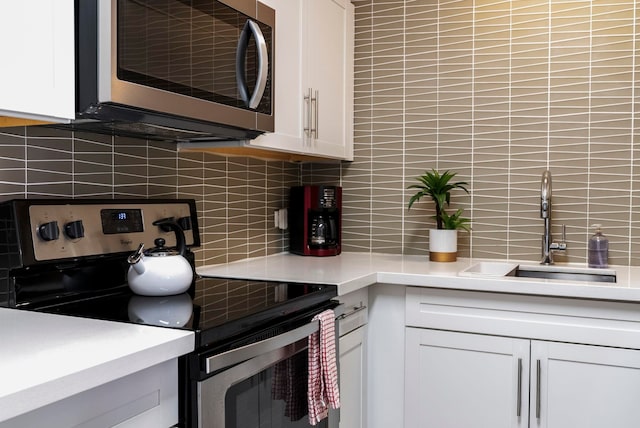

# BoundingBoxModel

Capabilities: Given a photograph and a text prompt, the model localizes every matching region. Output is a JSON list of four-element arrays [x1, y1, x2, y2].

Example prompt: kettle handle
[[153, 218, 187, 256]]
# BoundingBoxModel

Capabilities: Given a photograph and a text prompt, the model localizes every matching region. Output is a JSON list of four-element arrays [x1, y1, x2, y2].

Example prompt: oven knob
[[64, 220, 85, 239], [38, 221, 60, 241]]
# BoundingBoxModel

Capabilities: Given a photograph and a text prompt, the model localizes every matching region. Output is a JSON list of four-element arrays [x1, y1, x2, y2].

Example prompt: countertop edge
[[197, 252, 640, 303], [0, 311, 194, 422]]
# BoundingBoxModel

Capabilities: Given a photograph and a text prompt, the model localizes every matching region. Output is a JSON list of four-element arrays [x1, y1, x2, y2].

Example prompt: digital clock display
[[100, 209, 143, 234]]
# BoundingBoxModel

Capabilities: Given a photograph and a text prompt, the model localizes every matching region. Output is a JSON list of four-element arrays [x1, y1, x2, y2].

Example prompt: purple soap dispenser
[[588, 224, 609, 268]]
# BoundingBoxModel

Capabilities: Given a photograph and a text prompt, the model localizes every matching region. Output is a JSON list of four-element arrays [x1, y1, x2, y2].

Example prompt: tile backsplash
[[0, 126, 298, 267], [305, 0, 640, 267], [3, 0, 640, 268]]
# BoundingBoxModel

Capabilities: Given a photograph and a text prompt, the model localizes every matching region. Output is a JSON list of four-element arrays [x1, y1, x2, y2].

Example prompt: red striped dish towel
[[307, 309, 340, 425]]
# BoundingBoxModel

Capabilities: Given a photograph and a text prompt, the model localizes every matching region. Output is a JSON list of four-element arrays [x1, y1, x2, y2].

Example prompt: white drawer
[[406, 287, 640, 349], [337, 288, 368, 336]]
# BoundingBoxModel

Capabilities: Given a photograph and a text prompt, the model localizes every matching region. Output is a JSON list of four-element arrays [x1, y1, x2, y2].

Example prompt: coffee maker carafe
[[289, 185, 341, 256]]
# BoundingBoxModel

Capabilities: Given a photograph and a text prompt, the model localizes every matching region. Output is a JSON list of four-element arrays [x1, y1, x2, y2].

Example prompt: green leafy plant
[[408, 169, 471, 230]]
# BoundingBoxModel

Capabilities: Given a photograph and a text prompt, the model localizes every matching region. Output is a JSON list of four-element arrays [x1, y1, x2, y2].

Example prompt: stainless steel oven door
[[197, 308, 343, 428]]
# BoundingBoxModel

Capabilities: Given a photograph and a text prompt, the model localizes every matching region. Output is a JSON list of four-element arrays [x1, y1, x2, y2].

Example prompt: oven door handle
[[205, 320, 317, 374], [205, 304, 344, 374]]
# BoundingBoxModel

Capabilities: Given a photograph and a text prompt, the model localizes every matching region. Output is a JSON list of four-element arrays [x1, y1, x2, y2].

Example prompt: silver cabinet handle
[[304, 89, 319, 140], [236, 20, 269, 109], [337, 303, 366, 320], [536, 359, 541, 419], [313, 90, 319, 139], [516, 358, 522, 417], [304, 88, 312, 138]]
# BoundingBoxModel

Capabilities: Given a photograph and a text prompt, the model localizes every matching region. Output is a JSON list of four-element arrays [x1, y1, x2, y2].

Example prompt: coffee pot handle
[[329, 218, 337, 242]]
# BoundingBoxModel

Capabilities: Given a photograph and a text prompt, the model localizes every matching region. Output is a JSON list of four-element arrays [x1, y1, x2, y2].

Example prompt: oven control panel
[[27, 201, 198, 262]]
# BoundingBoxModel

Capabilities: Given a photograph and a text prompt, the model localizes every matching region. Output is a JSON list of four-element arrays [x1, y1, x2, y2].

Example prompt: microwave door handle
[[235, 20, 269, 110], [247, 20, 269, 109]]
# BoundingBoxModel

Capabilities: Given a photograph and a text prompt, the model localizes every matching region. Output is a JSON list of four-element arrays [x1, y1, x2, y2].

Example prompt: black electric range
[[0, 198, 338, 428]]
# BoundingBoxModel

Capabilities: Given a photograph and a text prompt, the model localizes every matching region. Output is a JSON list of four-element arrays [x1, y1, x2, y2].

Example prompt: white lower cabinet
[[405, 328, 529, 428], [404, 287, 640, 428], [406, 329, 640, 428], [339, 325, 367, 428], [533, 341, 640, 428], [1, 360, 179, 428], [337, 287, 368, 428]]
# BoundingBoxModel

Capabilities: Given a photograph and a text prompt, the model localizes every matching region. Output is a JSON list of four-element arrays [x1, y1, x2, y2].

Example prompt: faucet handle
[[551, 224, 567, 251]]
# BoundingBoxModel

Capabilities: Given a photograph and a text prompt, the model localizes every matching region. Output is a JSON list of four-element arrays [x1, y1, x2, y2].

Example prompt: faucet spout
[[541, 170, 551, 219], [540, 170, 566, 265]]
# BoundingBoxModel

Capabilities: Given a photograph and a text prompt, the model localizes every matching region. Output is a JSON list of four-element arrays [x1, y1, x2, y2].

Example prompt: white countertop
[[0, 308, 194, 422], [197, 252, 640, 302]]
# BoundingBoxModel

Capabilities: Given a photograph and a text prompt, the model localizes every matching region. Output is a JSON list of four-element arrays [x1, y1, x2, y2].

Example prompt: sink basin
[[459, 262, 518, 277], [510, 265, 617, 283], [460, 262, 616, 283]]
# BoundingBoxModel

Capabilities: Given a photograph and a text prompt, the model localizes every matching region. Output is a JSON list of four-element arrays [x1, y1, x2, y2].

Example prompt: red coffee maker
[[289, 185, 342, 256]]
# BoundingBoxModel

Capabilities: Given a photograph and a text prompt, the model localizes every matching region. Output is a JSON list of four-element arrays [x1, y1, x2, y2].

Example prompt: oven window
[[226, 349, 327, 428]]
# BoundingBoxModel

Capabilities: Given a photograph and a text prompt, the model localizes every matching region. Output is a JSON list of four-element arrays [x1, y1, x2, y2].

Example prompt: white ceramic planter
[[429, 229, 458, 262]]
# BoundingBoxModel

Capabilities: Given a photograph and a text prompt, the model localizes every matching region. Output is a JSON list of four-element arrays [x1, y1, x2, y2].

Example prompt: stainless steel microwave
[[70, 0, 275, 142]]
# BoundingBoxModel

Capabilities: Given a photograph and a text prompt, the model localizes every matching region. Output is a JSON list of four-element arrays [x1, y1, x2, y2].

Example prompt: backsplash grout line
[[2, 0, 640, 267]]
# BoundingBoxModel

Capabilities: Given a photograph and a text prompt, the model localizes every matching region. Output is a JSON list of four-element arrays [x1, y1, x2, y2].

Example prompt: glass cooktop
[[29, 277, 337, 348]]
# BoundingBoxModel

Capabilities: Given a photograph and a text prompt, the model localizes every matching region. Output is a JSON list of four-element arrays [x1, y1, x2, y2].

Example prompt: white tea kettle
[[127, 219, 193, 296]]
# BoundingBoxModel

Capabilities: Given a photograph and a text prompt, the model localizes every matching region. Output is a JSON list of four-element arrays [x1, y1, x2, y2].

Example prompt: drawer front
[[406, 287, 640, 349], [337, 288, 368, 336]]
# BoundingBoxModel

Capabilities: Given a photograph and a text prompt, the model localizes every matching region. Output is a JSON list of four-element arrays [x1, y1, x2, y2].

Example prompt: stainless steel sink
[[459, 262, 617, 283], [509, 265, 617, 283]]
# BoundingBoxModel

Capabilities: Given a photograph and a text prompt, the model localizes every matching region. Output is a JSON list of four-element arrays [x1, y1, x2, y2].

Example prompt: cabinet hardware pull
[[536, 359, 541, 419], [313, 90, 319, 139], [516, 358, 522, 417], [336, 303, 366, 320], [304, 88, 312, 139], [303, 88, 313, 139]]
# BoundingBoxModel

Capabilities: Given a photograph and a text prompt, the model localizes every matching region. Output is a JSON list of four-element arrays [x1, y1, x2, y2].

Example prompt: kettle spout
[[127, 243, 146, 275]]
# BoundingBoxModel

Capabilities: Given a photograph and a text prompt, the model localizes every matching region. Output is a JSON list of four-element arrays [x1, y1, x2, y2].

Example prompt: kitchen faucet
[[540, 170, 567, 265]]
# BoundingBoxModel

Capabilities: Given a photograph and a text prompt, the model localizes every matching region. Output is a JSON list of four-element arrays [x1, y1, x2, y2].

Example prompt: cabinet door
[[531, 341, 640, 428], [250, 0, 305, 154], [405, 328, 529, 428], [0, 1, 75, 123], [252, 0, 353, 161], [302, 0, 354, 160], [339, 325, 367, 428]]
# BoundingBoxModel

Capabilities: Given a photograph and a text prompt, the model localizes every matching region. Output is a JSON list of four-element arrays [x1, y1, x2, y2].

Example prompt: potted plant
[[407, 169, 470, 262]]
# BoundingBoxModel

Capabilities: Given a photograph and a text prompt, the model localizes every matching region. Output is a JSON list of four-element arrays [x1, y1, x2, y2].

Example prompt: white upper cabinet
[[251, 0, 354, 161], [301, 0, 354, 160], [0, 1, 75, 124]]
